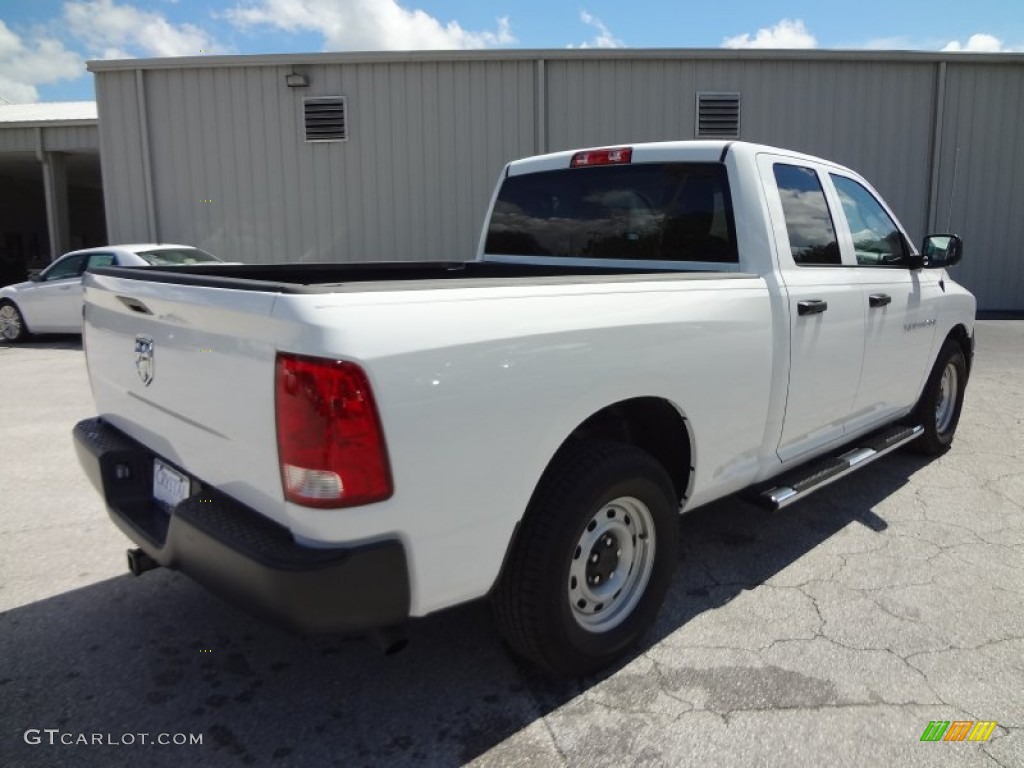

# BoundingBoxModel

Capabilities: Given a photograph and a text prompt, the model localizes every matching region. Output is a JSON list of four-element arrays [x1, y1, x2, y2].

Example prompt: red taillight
[[570, 147, 633, 168], [275, 353, 392, 508]]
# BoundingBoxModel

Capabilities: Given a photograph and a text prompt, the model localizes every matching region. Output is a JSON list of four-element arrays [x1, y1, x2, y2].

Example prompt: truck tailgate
[[82, 271, 289, 526]]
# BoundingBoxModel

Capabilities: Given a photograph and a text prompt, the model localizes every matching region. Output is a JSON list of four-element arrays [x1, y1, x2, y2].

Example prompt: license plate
[[153, 459, 191, 509]]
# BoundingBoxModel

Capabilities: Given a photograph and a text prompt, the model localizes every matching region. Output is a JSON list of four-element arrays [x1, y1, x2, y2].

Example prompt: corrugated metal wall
[[96, 70, 151, 241], [105, 60, 535, 263], [933, 62, 1024, 311], [0, 128, 36, 152], [545, 58, 936, 242], [93, 52, 1024, 309], [41, 125, 99, 151], [0, 124, 98, 152]]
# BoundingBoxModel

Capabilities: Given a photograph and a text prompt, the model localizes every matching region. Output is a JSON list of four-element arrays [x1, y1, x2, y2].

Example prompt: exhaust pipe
[[126, 548, 160, 576], [371, 626, 408, 655]]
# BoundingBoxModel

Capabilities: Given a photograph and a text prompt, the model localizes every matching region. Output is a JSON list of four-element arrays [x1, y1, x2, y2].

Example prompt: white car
[[0, 244, 223, 342]]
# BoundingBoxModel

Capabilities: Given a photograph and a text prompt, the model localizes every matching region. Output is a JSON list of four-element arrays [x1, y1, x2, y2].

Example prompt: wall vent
[[696, 92, 740, 138], [304, 97, 347, 142]]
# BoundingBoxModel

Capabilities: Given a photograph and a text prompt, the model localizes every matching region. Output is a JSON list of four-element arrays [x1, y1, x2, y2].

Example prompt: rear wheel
[[492, 440, 679, 676], [911, 339, 967, 455], [0, 300, 28, 343]]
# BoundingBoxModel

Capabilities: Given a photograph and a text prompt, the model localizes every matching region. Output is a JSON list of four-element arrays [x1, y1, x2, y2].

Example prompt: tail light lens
[[275, 353, 393, 508]]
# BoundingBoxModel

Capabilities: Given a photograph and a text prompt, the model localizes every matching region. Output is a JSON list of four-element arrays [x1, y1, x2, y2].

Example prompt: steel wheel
[[0, 301, 26, 342], [912, 338, 968, 455], [568, 496, 655, 633], [935, 362, 959, 435], [492, 440, 679, 676]]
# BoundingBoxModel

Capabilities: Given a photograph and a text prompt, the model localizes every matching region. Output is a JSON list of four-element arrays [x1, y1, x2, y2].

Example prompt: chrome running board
[[759, 424, 924, 511]]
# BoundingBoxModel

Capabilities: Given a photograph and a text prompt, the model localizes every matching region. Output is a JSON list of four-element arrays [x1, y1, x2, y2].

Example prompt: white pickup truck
[[74, 141, 975, 675]]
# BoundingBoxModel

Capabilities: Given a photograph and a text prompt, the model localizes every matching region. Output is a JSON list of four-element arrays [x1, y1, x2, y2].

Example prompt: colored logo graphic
[[920, 721, 997, 742]]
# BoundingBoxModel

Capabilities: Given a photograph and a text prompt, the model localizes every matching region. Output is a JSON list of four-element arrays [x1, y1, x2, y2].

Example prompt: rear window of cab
[[485, 163, 738, 263]]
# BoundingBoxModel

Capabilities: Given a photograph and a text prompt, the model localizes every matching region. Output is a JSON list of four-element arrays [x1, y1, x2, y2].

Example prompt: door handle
[[869, 293, 892, 308], [797, 299, 828, 316], [117, 296, 153, 315]]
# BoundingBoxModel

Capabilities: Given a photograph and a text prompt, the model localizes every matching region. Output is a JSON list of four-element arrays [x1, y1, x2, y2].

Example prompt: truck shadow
[[1, 451, 925, 767]]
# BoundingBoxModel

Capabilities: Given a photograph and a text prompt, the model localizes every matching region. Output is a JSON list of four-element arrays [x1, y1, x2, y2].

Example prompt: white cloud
[[723, 19, 817, 49], [100, 48, 134, 60], [860, 33, 1022, 52], [0, 20, 84, 103], [570, 11, 623, 49], [65, 0, 219, 58], [861, 36, 917, 50], [942, 33, 1020, 52], [225, 0, 514, 50]]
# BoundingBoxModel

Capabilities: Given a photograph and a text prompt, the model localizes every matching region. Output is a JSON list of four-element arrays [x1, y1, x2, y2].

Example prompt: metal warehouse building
[[87, 49, 1024, 310]]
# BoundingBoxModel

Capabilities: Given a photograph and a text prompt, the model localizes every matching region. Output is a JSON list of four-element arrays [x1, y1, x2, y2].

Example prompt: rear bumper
[[72, 417, 410, 634]]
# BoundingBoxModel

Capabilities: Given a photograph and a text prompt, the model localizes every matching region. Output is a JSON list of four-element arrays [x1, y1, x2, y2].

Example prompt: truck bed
[[90, 260, 750, 293], [80, 260, 770, 571]]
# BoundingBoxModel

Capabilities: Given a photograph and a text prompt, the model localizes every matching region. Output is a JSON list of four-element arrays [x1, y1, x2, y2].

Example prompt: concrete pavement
[[1, 323, 1022, 767]]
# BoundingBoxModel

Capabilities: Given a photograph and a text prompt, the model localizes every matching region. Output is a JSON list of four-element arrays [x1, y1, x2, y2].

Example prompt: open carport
[[0, 102, 106, 284]]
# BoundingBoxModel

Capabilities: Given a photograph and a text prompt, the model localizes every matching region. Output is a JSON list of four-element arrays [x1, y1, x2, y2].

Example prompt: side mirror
[[29, 272, 42, 282], [921, 234, 963, 268]]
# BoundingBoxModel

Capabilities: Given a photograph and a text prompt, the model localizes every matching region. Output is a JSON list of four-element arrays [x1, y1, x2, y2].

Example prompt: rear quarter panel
[[272, 277, 774, 615]]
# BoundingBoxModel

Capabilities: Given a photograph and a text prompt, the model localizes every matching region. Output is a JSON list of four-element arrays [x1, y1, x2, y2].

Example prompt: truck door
[[757, 156, 866, 463], [825, 172, 941, 430]]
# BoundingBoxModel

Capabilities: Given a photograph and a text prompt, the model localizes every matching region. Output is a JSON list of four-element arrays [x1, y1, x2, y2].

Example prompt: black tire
[[0, 299, 29, 343], [492, 440, 679, 676], [911, 339, 967, 455]]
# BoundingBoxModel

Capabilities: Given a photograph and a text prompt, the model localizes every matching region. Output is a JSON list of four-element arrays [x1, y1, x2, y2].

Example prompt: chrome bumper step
[[757, 424, 924, 511]]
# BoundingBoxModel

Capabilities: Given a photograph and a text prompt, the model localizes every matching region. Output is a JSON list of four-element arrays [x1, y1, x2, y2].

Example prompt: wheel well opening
[[490, 398, 693, 599], [567, 397, 692, 502], [947, 324, 972, 375]]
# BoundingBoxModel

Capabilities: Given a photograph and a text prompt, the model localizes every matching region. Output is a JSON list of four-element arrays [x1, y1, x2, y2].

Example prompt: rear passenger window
[[773, 164, 841, 265], [87, 253, 116, 269]]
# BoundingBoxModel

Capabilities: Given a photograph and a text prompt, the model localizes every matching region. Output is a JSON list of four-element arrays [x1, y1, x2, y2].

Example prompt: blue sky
[[1, 0, 1021, 103]]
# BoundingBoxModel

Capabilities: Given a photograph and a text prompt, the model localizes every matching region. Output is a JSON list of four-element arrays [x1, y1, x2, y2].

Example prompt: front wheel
[[0, 300, 28, 343], [492, 440, 679, 676], [911, 339, 967, 455]]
